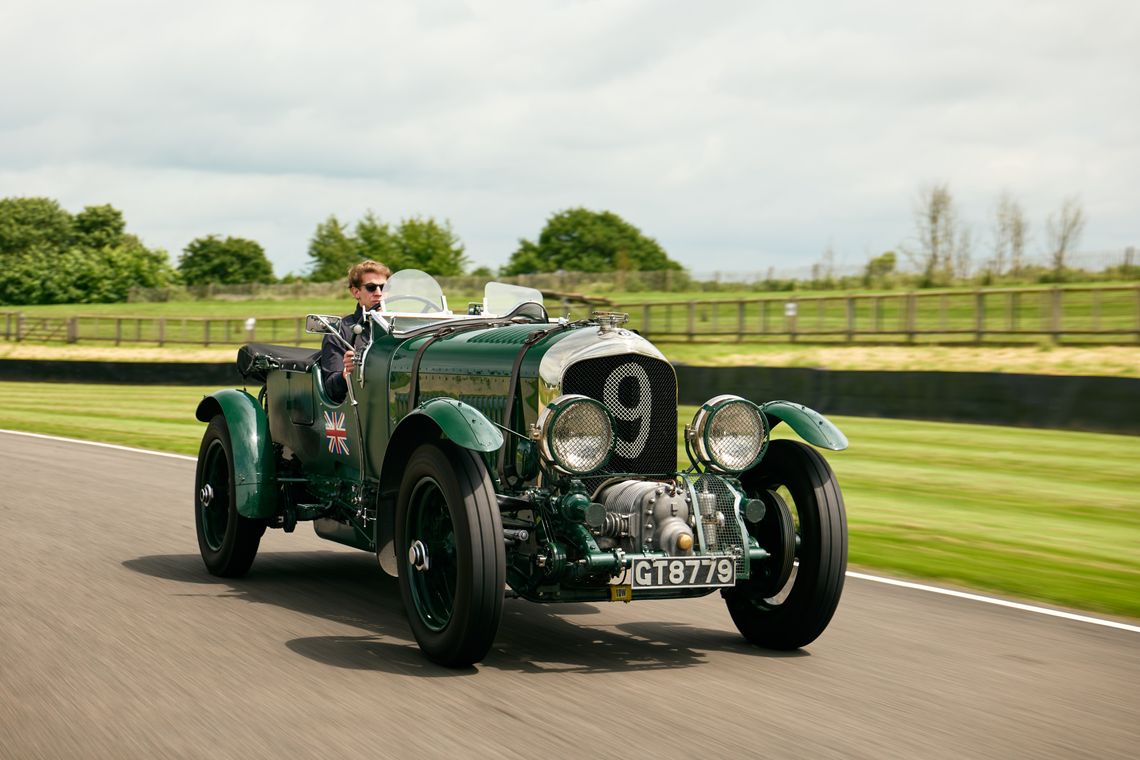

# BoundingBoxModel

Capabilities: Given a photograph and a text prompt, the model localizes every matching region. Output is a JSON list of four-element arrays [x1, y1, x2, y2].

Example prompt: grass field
[[1, 380, 1136, 619]]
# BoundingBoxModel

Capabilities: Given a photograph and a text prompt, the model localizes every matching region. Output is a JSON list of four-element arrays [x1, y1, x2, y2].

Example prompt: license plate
[[629, 556, 736, 589]]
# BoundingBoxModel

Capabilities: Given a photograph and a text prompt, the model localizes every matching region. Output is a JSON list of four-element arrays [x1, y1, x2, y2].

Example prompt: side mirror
[[306, 314, 342, 334]]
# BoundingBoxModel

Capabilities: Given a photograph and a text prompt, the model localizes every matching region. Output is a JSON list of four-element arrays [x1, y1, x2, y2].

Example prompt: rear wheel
[[724, 439, 847, 649], [396, 442, 505, 667], [195, 415, 266, 577]]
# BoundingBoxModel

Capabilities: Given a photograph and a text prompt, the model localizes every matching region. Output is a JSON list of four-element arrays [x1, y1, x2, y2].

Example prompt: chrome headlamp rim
[[688, 394, 768, 474], [535, 393, 616, 476]]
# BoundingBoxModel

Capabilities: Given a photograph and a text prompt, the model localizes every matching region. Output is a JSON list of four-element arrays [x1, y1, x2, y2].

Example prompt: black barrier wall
[[673, 366, 1139, 435], [1, 359, 1136, 434]]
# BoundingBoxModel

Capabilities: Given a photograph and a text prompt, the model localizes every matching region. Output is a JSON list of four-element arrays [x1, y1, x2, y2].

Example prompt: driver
[[320, 260, 391, 403]]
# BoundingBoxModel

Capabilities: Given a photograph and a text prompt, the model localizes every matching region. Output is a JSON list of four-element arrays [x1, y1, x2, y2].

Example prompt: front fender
[[761, 400, 848, 451], [374, 398, 503, 577], [195, 389, 277, 519], [404, 397, 504, 453]]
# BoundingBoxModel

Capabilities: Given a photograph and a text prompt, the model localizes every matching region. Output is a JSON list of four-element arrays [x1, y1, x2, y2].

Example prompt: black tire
[[724, 439, 847, 649], [395, 442, 506, 667], [195, 415, 266, 577]]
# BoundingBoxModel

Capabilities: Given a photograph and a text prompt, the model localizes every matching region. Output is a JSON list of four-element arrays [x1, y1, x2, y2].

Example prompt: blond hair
[[347, 260, 392, 288]]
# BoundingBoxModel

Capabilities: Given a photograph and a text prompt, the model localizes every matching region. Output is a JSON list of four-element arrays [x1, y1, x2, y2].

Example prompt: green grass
[[1, 381, 1137, 619], [5, 280, 1137, 349]]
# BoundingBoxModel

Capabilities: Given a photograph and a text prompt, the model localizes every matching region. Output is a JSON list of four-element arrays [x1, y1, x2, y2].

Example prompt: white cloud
[[1, 0, 1137, 277]]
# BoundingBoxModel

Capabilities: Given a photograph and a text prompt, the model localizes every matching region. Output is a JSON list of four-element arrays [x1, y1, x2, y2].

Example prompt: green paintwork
[[401, 397, 504, 453], [194, 389, 277, 518], [197, 297, 842, 615], [761, 400, 849, 451]]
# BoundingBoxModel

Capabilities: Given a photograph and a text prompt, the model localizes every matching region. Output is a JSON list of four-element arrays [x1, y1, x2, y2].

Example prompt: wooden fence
[[3, 285, 1140, 346], [0, 313, 320, 347], [619, 285, 1140, 344]]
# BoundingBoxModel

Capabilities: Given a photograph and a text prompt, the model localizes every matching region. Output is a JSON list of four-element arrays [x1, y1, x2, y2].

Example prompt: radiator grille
[[682, 473, 747, 574], [562, 355, 677, 478]]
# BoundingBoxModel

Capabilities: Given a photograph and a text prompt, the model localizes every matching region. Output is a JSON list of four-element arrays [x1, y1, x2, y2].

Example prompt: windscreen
[[380, 269, 448, 315], [484, 282, 545, 316]]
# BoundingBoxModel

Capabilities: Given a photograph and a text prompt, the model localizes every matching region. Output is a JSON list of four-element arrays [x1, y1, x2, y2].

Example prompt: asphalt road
[[1, 432, 1136, 759]]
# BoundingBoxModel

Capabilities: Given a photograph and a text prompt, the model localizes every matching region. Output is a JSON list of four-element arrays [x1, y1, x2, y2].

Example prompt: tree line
[[0, 198, 678, 305], [857, 185, 1102, 289]]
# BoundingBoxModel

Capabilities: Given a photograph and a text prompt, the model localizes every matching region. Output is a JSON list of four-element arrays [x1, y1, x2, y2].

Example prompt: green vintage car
[[194, 270, 849, 667]]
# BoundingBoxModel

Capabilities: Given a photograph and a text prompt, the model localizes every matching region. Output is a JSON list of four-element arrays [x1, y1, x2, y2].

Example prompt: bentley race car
[[194, 270, 849, 667]]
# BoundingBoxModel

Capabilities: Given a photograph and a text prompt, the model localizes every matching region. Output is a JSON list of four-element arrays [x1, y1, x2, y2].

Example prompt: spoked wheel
[[724, 439, 847, 649], [396, 442, 505, 667], [195, 415, 266, 577]]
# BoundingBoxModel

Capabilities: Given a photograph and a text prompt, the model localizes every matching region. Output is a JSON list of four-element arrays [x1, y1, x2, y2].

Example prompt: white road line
[[0, 428, 196, 461], [2, 427, 1137, 634], [846, 571, 1140, 634]]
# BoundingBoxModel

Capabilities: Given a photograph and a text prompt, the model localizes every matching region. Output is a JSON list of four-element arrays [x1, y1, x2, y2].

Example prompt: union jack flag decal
[[324, 411, 350, 455]]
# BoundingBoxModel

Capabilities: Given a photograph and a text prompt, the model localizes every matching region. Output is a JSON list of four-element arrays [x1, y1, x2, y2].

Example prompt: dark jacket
[[319, 305, 372, 403]]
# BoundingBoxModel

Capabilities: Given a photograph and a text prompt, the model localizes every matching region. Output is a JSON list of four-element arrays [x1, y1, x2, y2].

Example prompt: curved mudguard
[[761, 400, 848, 451], [194, 389, 278, 519], [395, 397, 504, 454]]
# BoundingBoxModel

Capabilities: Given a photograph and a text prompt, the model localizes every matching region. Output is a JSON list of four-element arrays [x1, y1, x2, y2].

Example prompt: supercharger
[[593, 480, 701, 556]]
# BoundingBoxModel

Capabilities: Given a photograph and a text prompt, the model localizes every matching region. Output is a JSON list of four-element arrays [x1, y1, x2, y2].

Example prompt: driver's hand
[[342, 349, 356, 377]]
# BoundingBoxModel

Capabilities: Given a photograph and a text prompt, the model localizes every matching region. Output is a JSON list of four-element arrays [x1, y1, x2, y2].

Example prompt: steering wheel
[[383, 294, 442, 314]]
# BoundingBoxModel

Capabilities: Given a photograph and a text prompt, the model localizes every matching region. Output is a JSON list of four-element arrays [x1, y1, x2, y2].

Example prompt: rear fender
[[195, 389, 278, 519], [761, 401, 848, 451]]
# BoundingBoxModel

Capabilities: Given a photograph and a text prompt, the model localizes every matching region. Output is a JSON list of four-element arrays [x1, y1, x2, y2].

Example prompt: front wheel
[[195, 415, 266, 577], [724, 439, 847, 649], [395, 442, 505, 667]]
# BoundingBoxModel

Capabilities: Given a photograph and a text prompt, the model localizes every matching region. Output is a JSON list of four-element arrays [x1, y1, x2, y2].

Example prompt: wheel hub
[[408, 540, 431, 572], [200, 484, 214, 507]]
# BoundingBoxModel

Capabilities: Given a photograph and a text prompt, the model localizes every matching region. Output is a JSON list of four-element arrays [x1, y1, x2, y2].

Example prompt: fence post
[[975, 290, 985, 343], [1010, 292, 1018, 332], [1050, 288, 1062, 341], [158, 317, 166, 347], [296, 317, 303, 345], [1135, 284, 1140, 344], [16, 312, 24, 342], [737, 301, 745, 342], [204, 319, 210, 348], [642, 305, 651, 339], [67, 317, 78, 344], [687, 302, 695, 342], [846, 296, 855, 342], [906, 292, 916, 343], [873, 297, 882, 333], [115, 318, 122, 346], [3, 312, 10, 341], [788, 298, 798, 343]]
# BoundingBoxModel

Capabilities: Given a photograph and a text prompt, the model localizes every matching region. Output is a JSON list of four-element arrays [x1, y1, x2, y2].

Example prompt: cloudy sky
[[1, 0, 1136, 277]]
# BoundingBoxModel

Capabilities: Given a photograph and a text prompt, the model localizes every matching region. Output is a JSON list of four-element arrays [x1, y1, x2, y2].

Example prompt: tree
[[990, 192, 1030, 276], [905, 183, 970, 286], [74, 204, 126, 250], [307, 215, 359, 282], [178, 235, 274, 285], [306, 212, 468, 279], [0, 197, 74, 256], [863, 251, 897, 286], [501, 208, 682, 275], [354, 212, 400, 269], [0, 197, 176, 305], [1046, 196, 1085, 276], [392, 217, 467, 276]]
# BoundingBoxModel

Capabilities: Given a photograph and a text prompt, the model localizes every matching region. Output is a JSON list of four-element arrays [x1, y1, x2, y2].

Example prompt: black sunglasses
[[360, 282, 386, 293]]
